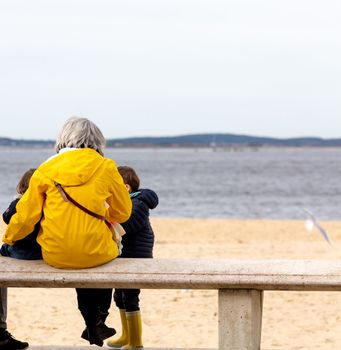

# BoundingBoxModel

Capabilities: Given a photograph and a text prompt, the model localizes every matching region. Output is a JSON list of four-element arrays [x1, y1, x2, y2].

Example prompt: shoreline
[[1, 218, 341, 349], [2, 145, 341, 150]]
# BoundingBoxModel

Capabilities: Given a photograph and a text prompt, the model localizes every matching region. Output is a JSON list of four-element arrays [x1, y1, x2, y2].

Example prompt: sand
[[1, 218, 341, 349]]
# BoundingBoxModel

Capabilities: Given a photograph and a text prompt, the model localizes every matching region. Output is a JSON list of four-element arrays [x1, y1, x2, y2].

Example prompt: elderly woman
[[3, 117, 132, 347]]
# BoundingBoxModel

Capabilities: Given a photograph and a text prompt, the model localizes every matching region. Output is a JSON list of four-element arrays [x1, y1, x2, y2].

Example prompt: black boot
[[81, 311, 110, 342], [88, 321, 116, 346], [80, 309, 115, 346]]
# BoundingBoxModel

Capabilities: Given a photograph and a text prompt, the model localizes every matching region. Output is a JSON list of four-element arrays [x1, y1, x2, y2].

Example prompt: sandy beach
[[1, 218, 341, 349]]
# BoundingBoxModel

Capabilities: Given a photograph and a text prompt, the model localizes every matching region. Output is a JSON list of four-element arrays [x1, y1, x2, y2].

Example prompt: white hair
[[55, 117, 106, 155]]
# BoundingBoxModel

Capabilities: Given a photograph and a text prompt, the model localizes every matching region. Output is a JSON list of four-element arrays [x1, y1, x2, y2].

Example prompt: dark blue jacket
[[120, 189, 158, 258]]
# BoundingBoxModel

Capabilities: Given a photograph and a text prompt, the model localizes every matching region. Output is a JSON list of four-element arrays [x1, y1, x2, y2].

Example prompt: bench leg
[[218, 289, 263, 350]]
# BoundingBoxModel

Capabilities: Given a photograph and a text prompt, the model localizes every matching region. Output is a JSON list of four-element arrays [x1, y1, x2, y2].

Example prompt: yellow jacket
[[3, 148, 132, 269]]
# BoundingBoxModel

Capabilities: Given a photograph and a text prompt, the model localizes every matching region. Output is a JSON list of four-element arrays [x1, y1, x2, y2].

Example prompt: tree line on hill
[[1, 133, 341, 148]]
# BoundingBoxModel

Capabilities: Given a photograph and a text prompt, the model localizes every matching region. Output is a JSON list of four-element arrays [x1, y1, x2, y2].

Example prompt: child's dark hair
[[117, 166, 140, 192], [16, 168, 36, 195]]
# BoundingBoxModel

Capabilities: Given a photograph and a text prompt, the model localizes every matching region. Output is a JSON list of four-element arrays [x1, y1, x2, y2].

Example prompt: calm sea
[[0, 147, 340, 220]]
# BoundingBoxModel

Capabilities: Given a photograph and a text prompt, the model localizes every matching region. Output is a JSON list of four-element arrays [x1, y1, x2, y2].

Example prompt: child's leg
[[0, 287, 29, 349], [122, 289, 143, 349], [107, 289, 129, 348], [113, 289, 125, 310], [0, 288, 7, 330], [123, 289, 140, 312], [0, 244, 12, 258], [0, 244, 42, 260]]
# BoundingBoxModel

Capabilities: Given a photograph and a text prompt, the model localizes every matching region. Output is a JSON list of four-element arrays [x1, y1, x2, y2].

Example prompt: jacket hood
[[131, 189, 159, 210], [38, 148, 105, 186]]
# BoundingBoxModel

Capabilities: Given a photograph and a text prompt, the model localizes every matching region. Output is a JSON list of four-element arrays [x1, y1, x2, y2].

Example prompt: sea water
[[0, 147, 340, 220]]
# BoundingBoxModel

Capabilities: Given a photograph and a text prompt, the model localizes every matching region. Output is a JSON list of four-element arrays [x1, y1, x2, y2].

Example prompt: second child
[[1, 168, 42, 260], [0, 168, 42, 350], [107, 166, 159, 349]]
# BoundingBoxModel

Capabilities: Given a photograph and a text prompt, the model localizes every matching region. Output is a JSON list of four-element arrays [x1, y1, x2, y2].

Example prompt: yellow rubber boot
[[107, 309, 129, 348], [121, 311, 143, 349]]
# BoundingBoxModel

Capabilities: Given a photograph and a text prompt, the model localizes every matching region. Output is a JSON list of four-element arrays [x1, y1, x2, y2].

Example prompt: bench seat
[[1, 257, 340, 349], [1, 258, 341, 290]]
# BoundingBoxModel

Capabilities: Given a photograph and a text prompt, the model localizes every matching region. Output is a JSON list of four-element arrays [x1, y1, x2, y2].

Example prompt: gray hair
[[55, 117, 106, 155]]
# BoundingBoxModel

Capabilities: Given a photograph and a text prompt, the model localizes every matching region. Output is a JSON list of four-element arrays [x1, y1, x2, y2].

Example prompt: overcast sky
[[0, 0, 340, 140]]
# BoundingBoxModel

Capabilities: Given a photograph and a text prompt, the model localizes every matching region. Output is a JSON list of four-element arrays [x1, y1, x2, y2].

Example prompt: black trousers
[[114, 288, 140, 312], [76, 288, 113, 325]]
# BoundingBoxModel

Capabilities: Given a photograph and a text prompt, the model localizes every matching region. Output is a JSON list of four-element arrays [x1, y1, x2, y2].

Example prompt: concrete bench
[[1, 257, 341, 350]]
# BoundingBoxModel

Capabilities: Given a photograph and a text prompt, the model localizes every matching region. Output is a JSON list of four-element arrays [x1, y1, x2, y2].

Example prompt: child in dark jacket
[[0, 168, 41, 350], [107, 166, 158, 349], [1, 168, 42, 260]]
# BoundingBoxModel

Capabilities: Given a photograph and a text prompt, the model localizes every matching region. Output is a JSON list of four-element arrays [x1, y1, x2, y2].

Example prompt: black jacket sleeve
[[2, 199, 20, 225]]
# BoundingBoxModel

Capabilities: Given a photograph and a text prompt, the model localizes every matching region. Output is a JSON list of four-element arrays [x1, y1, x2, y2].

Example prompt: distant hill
[[106, 133, 341, 147], [2, 133, 341, 148], [0, 138, 54, 147]]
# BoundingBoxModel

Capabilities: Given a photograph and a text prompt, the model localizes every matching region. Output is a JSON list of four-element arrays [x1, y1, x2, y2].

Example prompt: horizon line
[[1, 132, 341, 142]]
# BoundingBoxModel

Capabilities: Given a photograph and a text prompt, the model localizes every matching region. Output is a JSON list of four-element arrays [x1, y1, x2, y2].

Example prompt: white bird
[[303, 208, 331, 245]]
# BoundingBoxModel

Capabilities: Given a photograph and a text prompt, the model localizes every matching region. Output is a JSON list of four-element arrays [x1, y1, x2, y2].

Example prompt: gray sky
[[1, 0, 341, 140]]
